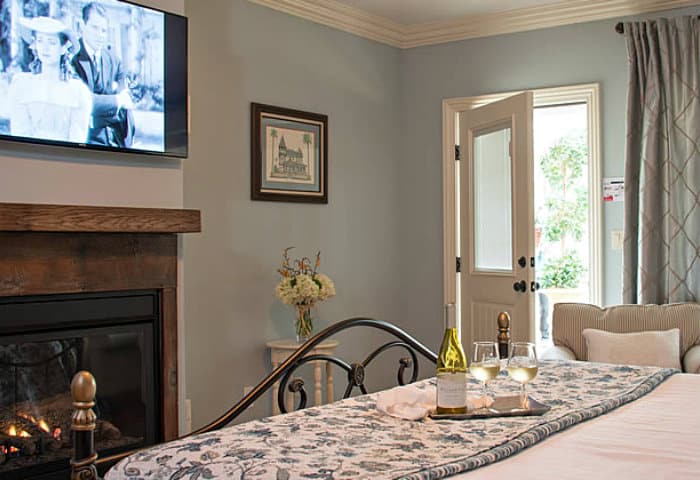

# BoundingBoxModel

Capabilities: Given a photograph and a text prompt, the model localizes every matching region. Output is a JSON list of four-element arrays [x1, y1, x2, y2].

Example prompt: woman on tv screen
[[8, 16, 92, 143]]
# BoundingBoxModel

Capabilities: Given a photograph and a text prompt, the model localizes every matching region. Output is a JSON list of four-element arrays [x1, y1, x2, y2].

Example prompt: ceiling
[[334, 0, 569, 25], [248, 0, 700, 48]]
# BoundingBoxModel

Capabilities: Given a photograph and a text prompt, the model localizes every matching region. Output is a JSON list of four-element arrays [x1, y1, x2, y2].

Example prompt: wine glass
[[507, 342, 538, 407], [469, 341, 500, 399]]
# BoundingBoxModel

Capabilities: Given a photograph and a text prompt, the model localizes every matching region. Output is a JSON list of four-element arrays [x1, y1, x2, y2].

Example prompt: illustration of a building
[[277, 136, 307, 177]]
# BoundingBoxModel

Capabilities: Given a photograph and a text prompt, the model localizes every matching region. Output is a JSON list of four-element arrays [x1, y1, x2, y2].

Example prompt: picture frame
[[251, 103, 328, 203]]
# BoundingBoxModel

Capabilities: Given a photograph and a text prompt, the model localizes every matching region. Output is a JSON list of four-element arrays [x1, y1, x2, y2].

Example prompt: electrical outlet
[[611, 230, 623, 250], [243, 386, 254, 408], [185, 399, 192, 434]]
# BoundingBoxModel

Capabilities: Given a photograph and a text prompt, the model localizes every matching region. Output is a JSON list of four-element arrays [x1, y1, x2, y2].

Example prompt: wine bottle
[[436, 303, 468, 414]]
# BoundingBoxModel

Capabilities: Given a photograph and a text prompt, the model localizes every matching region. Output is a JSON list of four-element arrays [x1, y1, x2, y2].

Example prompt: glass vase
[[294, 304, 314, 343]]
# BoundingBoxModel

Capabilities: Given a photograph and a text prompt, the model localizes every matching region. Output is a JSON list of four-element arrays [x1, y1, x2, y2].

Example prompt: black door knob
[[513, 280, 527, 292], [530, 281, 541, 292]]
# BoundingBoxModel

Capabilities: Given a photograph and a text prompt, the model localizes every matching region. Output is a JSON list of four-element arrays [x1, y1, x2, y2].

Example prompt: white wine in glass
[[507, 342, 538, 406], [469, 341, 500, 399]]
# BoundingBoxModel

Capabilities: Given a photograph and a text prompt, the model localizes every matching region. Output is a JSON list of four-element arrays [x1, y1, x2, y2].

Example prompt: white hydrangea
[[275, 272, 335, 306], [296, 274, 320, 301], [275, 277, 296, 305], [315, 273, 336, 301]]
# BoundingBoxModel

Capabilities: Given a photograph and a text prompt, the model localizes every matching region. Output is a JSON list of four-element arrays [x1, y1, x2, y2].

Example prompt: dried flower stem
[[278, 247, 321, 278]]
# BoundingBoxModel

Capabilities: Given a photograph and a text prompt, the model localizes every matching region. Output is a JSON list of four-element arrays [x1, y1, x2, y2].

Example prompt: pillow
[[582, 328, 681, 369]]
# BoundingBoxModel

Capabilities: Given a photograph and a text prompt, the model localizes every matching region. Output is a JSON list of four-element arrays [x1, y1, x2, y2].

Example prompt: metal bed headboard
[[69, 314, 511, 479]]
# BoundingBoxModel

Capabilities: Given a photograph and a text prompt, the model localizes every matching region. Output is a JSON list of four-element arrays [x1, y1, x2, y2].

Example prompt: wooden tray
[[430, 395, 550, 420]]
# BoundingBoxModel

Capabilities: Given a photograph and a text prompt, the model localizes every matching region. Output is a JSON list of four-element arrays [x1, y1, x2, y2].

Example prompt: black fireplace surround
[[0, 290, 162, 480]]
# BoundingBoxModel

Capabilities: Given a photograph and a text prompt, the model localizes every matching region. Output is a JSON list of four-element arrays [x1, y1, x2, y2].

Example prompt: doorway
[[443, 84, 601, 350]]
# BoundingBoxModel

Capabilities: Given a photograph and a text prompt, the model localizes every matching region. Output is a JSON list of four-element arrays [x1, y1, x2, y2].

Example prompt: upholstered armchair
[[542, 303, 700, 373]]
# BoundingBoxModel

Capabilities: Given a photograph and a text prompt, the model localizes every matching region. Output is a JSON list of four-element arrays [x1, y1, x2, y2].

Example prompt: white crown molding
[[403, 0, 700, 48], [248, 0, 405, 47], [248, 0, 700, 48]]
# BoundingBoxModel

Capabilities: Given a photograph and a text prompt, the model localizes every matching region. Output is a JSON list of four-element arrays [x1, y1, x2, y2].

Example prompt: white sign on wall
[[603, 177, 624, 202]]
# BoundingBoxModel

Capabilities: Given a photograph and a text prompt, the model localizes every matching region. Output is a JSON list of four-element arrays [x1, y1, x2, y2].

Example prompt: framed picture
[[251, 103, 328, 203]]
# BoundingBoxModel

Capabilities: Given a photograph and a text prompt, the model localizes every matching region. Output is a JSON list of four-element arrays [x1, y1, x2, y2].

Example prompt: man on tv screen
[[71, 2, 134, 148]]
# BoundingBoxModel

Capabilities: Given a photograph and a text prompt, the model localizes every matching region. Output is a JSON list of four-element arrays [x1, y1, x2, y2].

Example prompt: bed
[[68, 318, 700, 480], [464, 373, 699, 479]]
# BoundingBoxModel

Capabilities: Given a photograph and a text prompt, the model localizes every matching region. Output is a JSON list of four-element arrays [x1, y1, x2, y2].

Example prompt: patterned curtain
[[623, 17, 700, 304]]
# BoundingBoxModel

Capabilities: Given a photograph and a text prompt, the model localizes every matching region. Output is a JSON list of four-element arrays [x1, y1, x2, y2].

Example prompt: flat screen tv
[[0, 0, 188, 158]]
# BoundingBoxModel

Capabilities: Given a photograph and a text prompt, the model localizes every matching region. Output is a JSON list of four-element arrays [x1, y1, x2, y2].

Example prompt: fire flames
[[0, 415, 65, 464], [6, 416, 62, 441], [7, 425, 30, 438]]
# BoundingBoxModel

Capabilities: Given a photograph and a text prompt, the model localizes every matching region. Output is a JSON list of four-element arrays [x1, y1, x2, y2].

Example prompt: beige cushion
[[540, 345, 576, 361], [552, 303, 700, 362], [582, 328, 681, 369], [683, 345, 700, 374]]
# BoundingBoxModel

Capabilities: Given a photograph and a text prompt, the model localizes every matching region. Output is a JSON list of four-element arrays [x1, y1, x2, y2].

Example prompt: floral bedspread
[[106, 361, 676, 480]]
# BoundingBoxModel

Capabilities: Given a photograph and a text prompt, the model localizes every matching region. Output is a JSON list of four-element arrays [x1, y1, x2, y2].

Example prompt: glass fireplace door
[[0, 291, 161, 480]]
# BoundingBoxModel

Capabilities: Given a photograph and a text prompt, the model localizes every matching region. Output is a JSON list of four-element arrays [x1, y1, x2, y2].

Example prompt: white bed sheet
[[457, 373, 700, 479]]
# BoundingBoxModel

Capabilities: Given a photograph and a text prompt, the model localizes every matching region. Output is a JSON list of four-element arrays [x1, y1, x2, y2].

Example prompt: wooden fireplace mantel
[[0, 202, 201, 233], [0, 202, 201, 442]]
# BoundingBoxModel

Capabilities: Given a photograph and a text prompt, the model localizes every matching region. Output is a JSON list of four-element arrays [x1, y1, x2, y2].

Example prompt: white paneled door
[[459, 92, 535, 349]]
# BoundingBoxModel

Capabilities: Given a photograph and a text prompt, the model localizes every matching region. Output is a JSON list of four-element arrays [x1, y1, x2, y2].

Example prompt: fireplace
[[0, 291, 161, 480], [0, 202, 201, 479]]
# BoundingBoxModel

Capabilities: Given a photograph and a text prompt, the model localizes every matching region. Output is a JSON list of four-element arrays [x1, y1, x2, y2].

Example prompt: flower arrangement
[[275, 247, 335, 342]]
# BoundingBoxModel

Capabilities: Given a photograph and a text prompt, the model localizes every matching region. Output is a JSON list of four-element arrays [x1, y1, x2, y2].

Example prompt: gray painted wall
[[398, 6, 700, 354], [184, 0, 405, 429], [182, 1, 700, 428]]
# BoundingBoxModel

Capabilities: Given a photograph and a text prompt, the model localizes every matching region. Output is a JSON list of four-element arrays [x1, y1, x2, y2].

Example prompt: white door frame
[[443, 83, 602, 310]]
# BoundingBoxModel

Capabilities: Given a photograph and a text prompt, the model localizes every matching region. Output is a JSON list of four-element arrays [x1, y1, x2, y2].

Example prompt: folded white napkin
[[376, 384, 494, 420], [376, 384, 435, 420], [468, 394, 495, 411]]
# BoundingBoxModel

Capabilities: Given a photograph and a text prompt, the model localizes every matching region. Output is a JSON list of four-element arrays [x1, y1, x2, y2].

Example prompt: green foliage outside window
[[540, 252, 585, 289], [538, 135, 588, 289]]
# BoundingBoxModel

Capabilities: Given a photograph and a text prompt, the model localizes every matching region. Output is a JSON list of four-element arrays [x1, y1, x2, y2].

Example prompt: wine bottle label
[[436, 372, 467, 408]]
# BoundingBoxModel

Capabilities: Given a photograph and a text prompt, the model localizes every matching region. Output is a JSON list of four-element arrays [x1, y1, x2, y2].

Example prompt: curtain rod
[[616, 16, 700, 34]]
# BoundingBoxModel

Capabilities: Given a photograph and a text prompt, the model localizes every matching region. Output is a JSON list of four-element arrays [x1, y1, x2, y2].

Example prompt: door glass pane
[[473, 125, 512, 271]]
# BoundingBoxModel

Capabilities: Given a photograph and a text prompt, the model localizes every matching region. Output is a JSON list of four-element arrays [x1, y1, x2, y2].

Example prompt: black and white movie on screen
[[0, 0, 188, 157]]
